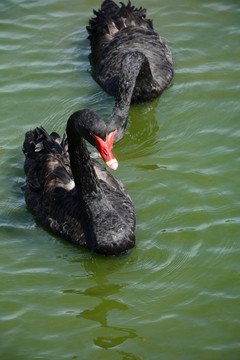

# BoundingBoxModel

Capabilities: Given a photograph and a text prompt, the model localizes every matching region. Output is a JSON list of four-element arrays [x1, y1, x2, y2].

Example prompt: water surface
[[0, 0, 240, 359]]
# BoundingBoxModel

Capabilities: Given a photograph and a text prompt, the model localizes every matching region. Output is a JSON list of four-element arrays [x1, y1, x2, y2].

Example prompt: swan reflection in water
[[63, 257, 141, 354]]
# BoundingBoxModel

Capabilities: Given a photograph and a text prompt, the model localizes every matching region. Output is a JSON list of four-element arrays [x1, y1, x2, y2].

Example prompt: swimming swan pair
[[23, 0, 173, 255]]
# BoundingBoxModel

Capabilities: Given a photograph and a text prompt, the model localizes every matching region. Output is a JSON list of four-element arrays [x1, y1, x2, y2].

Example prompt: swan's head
[[67, 109, 119, 170]]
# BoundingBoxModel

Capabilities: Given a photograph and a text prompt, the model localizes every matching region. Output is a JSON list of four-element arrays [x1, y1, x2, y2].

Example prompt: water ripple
[[1, 0, 240, 358]]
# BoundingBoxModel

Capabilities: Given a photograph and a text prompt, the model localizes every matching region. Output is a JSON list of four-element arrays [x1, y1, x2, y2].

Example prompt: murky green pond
[[0, 0, 240, 359]]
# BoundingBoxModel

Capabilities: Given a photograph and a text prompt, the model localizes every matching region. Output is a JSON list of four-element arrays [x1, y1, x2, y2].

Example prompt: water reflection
[[125, 98, 160, 144], [114, 98, 160, 168], [64, 258, 140, 356], [78, 283, 137, 349]]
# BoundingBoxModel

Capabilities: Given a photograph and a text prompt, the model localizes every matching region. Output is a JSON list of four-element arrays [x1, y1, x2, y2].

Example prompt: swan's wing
[[23, 127, 88, 247], [23, 127, 73, 193], [93, 159, 136, 231], [93, 159, 130, 199]]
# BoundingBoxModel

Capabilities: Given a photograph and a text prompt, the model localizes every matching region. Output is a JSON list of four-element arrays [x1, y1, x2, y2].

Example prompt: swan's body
[[79, 1, 174, 152], [87, 0, 174, 104], [23, 110, 135, 255]]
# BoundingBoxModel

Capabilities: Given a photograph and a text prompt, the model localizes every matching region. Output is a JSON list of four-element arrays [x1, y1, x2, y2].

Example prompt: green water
[[0, 0, 240, 359]]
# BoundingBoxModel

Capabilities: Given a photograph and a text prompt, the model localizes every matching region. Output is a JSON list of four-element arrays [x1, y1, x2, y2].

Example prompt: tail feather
[[87, 0, 153, 44], [23, 127, 65, 159], [101, 0, 119, 16], [23, 127, 71, 193]]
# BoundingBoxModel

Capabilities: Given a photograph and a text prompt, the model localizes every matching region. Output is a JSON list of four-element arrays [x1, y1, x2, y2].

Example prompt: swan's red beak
[[90, 130, 118, 170]]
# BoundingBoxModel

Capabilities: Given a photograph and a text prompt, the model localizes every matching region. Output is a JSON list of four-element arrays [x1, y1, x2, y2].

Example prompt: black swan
[[23, 110, 136, 255], [87, 0, 174, 107]]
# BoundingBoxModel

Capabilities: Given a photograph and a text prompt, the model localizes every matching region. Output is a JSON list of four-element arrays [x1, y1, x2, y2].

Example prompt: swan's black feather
[[23, 111, 136, 255], [87, 0, 173, 103]]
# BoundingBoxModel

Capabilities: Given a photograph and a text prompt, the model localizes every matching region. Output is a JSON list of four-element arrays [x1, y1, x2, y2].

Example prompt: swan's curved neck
[[107, 51, 148, 141], [66, 117, 134, 255], [67, 125, 103, 201], [67, 125, 107, 251]]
